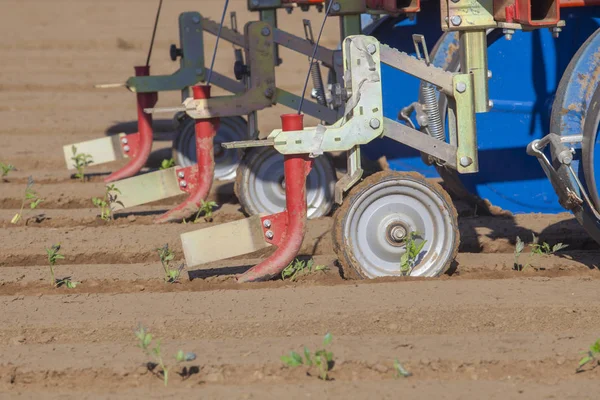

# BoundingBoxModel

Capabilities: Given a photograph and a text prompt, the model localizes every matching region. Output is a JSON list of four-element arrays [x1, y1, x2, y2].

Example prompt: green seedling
[[281, 333, 334, 380], [71, 145, 94, 182], [400, 231, 427, 276], [92, 184, 123, 221], [156, 244, 184, 283], [194, 200, 218, 223], [531, 233, 569, 255], [11, 176, 44, 224], [0, 162, 15, 180], [514, 234, 569, 271], [577, 339, 600, 372], [281, 258, 329, 281], [160, 158, 176, 170], [135, 324, 196, 386], [513, 236, 528, 271], [393, 359, 412, 378], [45, 244, 78, 288]]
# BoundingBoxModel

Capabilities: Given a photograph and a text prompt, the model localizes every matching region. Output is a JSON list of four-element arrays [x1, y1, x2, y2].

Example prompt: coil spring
[[421, 83, 444, 142], [310, 61, 327, 106]]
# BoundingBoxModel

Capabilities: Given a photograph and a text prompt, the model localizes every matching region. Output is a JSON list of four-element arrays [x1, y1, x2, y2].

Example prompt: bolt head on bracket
[[451, 15, 462, 26], [455, 81, 467, 93]]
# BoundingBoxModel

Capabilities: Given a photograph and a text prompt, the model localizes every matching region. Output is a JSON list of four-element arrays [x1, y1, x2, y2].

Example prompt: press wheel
[[173, 115, 247, 181], [332, 171, 459, 279], [234, 147, 336, 219]]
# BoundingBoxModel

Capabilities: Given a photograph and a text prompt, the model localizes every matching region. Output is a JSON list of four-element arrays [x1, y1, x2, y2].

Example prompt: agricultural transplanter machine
[[179, 0, 593, 281]]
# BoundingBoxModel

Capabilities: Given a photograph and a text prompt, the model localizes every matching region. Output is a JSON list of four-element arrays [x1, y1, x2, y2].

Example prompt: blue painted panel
[[368, 6, 600, 213]]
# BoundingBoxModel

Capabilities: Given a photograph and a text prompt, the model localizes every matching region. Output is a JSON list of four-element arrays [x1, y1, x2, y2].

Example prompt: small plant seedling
[[11, 176, 44, 224], [400, 231, 427, 276], [160, 158, 176, 170], [281, 258, 329, 281], [281, 333, 334, 380], [92, 184, 123, 221], [577, 339, 600, 372], [531, 233, 569, 255], [135, 324, 196, 386], [45, 244, 78, 288], [71, 145, 94, 182], [186, 199, 218, 223], [513, 236, 528, 271], [514, 234, 569, 271], [393, 359, 412, 378], [0, 162, 15, 180], [156, 244, 185, 283]]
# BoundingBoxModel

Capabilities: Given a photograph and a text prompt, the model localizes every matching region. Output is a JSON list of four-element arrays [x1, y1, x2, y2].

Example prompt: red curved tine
[[154, 85, 218, 223], [105, 66, 158, 183], [237, 114, 313, 282]]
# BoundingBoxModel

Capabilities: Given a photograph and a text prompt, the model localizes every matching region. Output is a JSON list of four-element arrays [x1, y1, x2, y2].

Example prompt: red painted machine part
[[105, 66, 157, 183], [154, 85, 218, 223], [237, 114, 313, 283], [366, 0, 421, 14], [560, 0, 600, 6]]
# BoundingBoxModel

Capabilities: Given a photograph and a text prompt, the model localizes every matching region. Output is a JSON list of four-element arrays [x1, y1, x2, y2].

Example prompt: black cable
[[207, 0, 231, 85], [297, 0, 333, 114], [146, 0, 164, 67]]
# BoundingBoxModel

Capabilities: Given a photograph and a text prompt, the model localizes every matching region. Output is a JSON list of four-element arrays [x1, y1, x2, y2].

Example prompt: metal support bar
[[382, 118, 458, 169], [380, 45, 455, 95]]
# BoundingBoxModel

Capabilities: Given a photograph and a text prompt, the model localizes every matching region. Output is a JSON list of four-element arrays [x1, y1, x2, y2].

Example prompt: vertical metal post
[[459, 30, 489, 113], [259, 9, 281, 66]]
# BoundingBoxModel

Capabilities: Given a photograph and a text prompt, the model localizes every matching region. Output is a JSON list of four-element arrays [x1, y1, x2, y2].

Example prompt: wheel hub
[[385, 222, 409, 247]]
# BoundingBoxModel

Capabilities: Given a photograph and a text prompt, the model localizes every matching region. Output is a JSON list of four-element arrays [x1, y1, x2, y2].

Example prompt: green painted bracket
[[267, 36, 384, 155], [126, 12, 206, 93]]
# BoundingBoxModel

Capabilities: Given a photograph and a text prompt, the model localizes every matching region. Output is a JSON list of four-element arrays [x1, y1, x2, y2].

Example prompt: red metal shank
[[366, 0, 421, 14], [237, 114, 313, 283], [105, 65, 158, 183], [154, 85, 218, 223]]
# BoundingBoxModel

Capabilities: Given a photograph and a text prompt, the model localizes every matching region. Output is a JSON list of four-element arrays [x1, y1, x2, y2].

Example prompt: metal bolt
[[369, 118, 381, 129], [488, 100, 494, 108], [264, 88, 274, 98], [261, 27, 271, 36], [450, 16, 462, 26], [121, 138, 128, 144], [192, 15, 200, 24], [263, 219, 272, 228], [331, 2, 341, 12], [455, 82, 467, 93], [487, 70, 492, 79], [251, 0, 259, 6], [503, 28, 514, 41], [179, 180, 187, 188], [552, 27, 562, 39], [195, 68, 204, 75], [390, 226, 407, 242], [460, 156, 473, 167], [366, 43, 377, 55], [558, 150, 572, 165], [178, 171, 185, 179], [265, 230, 274, 239], [123, 145, 130, 152]]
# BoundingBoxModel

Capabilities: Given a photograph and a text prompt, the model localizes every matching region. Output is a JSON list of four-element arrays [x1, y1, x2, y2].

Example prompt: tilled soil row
[[1, 280, 600, 397], [1, 214, 596, 267], [2, 278, 599, 344], [0, 252, 598, 297]]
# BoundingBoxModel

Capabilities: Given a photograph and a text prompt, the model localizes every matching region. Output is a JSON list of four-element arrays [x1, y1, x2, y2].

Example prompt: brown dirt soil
[[2, 1, 600, 398]]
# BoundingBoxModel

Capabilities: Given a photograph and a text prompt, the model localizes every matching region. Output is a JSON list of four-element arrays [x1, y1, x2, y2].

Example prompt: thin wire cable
[[207, 0, 230, 85], [297, 0, 333, 114], [145, 0, 164, 66]]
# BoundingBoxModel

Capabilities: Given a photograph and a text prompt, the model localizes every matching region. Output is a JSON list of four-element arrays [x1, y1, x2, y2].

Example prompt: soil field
[[2, 1, 600, 399]]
